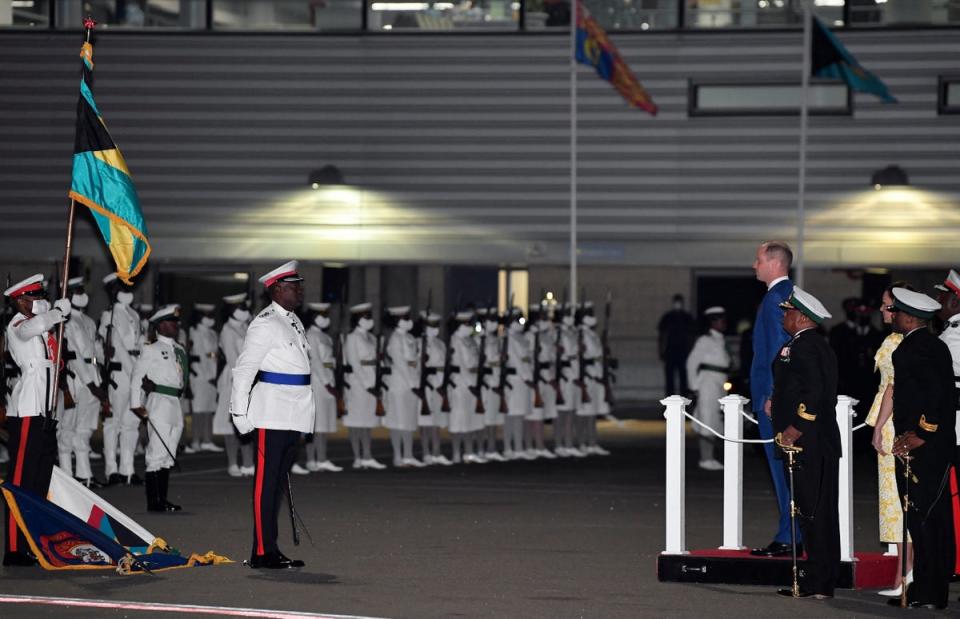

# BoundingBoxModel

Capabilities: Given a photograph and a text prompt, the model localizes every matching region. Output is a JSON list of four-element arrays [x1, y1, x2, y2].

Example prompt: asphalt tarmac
[[1, 417, 957, 618]]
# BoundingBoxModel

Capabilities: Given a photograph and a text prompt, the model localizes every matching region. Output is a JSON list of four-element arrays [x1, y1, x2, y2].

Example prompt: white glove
[[232, 414, 255, 435], [54, 298, 72, 315]]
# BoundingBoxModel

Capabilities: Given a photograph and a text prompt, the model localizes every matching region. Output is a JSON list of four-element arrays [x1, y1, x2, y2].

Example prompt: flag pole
[[50, 19, 95, 419], [795, 1, 812, 288], [569, 1, 578, 310]]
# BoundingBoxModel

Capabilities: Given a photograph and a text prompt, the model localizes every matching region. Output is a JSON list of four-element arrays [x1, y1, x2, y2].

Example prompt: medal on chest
[[779, 346, 791, 362]]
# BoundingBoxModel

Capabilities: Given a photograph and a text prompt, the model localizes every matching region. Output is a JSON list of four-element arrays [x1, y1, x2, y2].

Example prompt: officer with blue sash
[[231, 261, 314, 569]]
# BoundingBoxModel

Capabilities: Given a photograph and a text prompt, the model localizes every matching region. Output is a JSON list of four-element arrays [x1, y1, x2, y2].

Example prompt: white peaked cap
[[223, 293, 248, 304], [386, 306, 410, 316], [307, 302, 331, 311], [350, 302, 372, 313], [4, 274, 44, 298], [258, 260, 302, 288], [150, 304, 180, 323], [704, 306, 726, 317], [194, 303, 216, 313]]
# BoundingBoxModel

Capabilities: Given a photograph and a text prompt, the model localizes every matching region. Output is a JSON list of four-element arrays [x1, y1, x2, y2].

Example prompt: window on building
[[689, 80, 851, 116], [685, 0, 844, 29], [368, 0, 519, 32], [213, 0, 360, 31], [1, 0, 51, 28], [55, 0, 206, 29], [848, 0, 960, 28], [939, 76, 960, 114]]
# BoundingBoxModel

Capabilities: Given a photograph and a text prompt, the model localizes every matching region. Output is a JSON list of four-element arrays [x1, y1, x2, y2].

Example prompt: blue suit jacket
[[749, 278, 793, 413]]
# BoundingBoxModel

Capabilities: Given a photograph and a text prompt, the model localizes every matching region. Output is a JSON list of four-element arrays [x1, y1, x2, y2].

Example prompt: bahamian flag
[[574, 0, 657, 115], [811, 15, 896, 103], [68, 36, 150, 285], [2, 471, 230, 573]]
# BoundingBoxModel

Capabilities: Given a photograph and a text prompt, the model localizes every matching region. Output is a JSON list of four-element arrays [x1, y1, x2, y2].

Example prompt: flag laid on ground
[[574, 0, 657, 115], [68, 23, 151, 285], [2, 470, 230, 573], [811, 15, 896, 103]]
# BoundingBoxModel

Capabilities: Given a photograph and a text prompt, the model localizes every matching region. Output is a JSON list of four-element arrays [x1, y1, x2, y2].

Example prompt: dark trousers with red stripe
[[252, 429, 298, 559], [5, 417, 57, 556]]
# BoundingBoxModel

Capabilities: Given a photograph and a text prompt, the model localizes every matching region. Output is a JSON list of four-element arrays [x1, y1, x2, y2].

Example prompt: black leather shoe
[[162, 501, 182, 512], [76, 476, 105, 489], [2, 551, 38, 567], [750, 541, 802, 557], [887, 598, 946, 609], [107, 473, 124, 486], [125, 474, 143, 486], [247, 551, 304, 569]]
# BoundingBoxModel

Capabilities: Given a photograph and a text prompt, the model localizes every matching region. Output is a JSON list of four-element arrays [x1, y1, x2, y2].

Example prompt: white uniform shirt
[[685, 329, 731, 391], [6, 309, 66, 417], [231, 302, 314, 433], [130, 334, 186, 426], [188, 322, 219, 412], [65, 310, 100, 390], [506, 328, 532, 416], [213, 317, 247, 433], [938, 312, 960, 443], [98, 302, 141, 377]]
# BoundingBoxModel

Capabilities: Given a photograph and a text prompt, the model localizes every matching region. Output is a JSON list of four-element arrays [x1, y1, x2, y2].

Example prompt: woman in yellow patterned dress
[[865, 283, 913, 596]]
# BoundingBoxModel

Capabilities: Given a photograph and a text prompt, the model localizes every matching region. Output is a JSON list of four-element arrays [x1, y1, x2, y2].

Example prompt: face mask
[[117, 291, 134, 306], [32, 299, 51, 314], [314, 315, 330, 329], [484, 321, 498, 332], [397, 318, 413, 332], [673, 301, 683, 310], [562, 316, 574, 326], [233, 308, 250, 322], [201, 316, 215, 328], [583, 315, 597, 327], [358, 317, 374, 331], [539, 320, 551, 329], [509, 322, 523, 333], [71, 293, 89, 309], [456, 324, 472, 336], [426, 326, 440, 338]]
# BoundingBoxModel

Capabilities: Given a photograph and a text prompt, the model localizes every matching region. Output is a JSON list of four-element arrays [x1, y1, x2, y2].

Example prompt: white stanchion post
[[836, 395, 858, 562], [661, 395, 690, 555], [719, 394, 750, 550]]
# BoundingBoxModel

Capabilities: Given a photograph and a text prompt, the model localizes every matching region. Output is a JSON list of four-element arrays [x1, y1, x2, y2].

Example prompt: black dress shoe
[[750, 541, 802, 557], [247, 551, 304, 569], [107, 473, 124, 486], [76, 476, 105, 489], [2, 551, 38, 567], [162, 501, 182, 512], [887, 598, 946, 609]]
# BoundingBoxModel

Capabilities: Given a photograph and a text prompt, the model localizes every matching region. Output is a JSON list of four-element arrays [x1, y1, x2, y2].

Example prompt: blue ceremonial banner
[[811, 16, 896, 103]]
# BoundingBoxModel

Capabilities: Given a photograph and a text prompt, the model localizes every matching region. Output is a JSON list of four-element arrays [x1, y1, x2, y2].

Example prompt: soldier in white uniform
[[525, 305, 558, 460], [97, 273, 144, 485], [3, 275, 70, 566], [187, 303, 221, 454], [418, 311, 452, 466], [934, 269, 960, 565], [384, 306, 424, 468], [305, 302, 342, 472], [343, 303, 386, 470], [577, 304, 611, 456], [685, 306, 731, 471], [448, 310, 485, 464], [130, 305, 187, 512], [231, 261, 313, 569], [213, 293, 254, 477], [477, 308, 506, 462], [62, 277, 106, 487], [504, 308, 533, 460]]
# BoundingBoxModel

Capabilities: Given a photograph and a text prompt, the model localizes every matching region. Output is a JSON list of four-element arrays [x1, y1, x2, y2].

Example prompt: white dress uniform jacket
[[98, 302, 142, 417], [420, 334, 447, 428], [685, 328, 731, 436], [577, 326, 609, 417], [938, 312, 960, 442], [343, 327, 380, 428], [231, 302, 314, 433], [384, 329, 420, 432], [213, 316, 247, 435], [65, 310, 101, 431], [6, 309, 67, 417], [130, 334, 186, 471], [506, 328, 533, 418], [449, 330, 482, 433], [307, 325, 338, 433], [478, 331, 503, 427], [189, 322, 219, 412], [528, 323, 559, 421]]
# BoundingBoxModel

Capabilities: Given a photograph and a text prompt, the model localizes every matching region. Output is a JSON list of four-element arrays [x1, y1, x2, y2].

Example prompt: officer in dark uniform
[[771, 287, 840, 599], [889, 287, 957, 610]]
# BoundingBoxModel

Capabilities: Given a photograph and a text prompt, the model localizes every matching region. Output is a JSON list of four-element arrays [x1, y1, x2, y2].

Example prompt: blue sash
[[257, 371, 310, 386]]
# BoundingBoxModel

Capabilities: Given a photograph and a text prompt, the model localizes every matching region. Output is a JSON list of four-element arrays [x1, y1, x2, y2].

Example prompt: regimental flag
[[811, 15, 896, 103], [2, 469, 231, 573], [574, 0, 657, 115], [68, 29, 151, 285]]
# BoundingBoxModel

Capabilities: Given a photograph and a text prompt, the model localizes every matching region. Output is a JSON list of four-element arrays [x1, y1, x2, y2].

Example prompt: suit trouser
[[56, 407, 77, 476], [898, 452, 954, 607], [758, 410, 796, 544], [251, 428, 298, 558], [4, 417, 57, 555], [788, 452, 840, 596]]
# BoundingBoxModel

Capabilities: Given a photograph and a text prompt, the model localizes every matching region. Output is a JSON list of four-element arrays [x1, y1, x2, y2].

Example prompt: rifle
[[417, 290, 432, 416], [576, 321, 591, 405], [184, 318, 195, 414], [552, 292, 567, 407], [473, 322, 486, 415], [439, 326, 454, 413], [600, 292, 618, 407], [99, 302, 116, 418], [495, 295, 516, 414], [531, 311, 544, 409], [371, 315, 389, 418], [333, 299, 348, 417]]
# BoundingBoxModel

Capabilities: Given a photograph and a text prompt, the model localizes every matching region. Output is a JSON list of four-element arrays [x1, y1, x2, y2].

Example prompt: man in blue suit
[[748, 241, 799, 557]]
